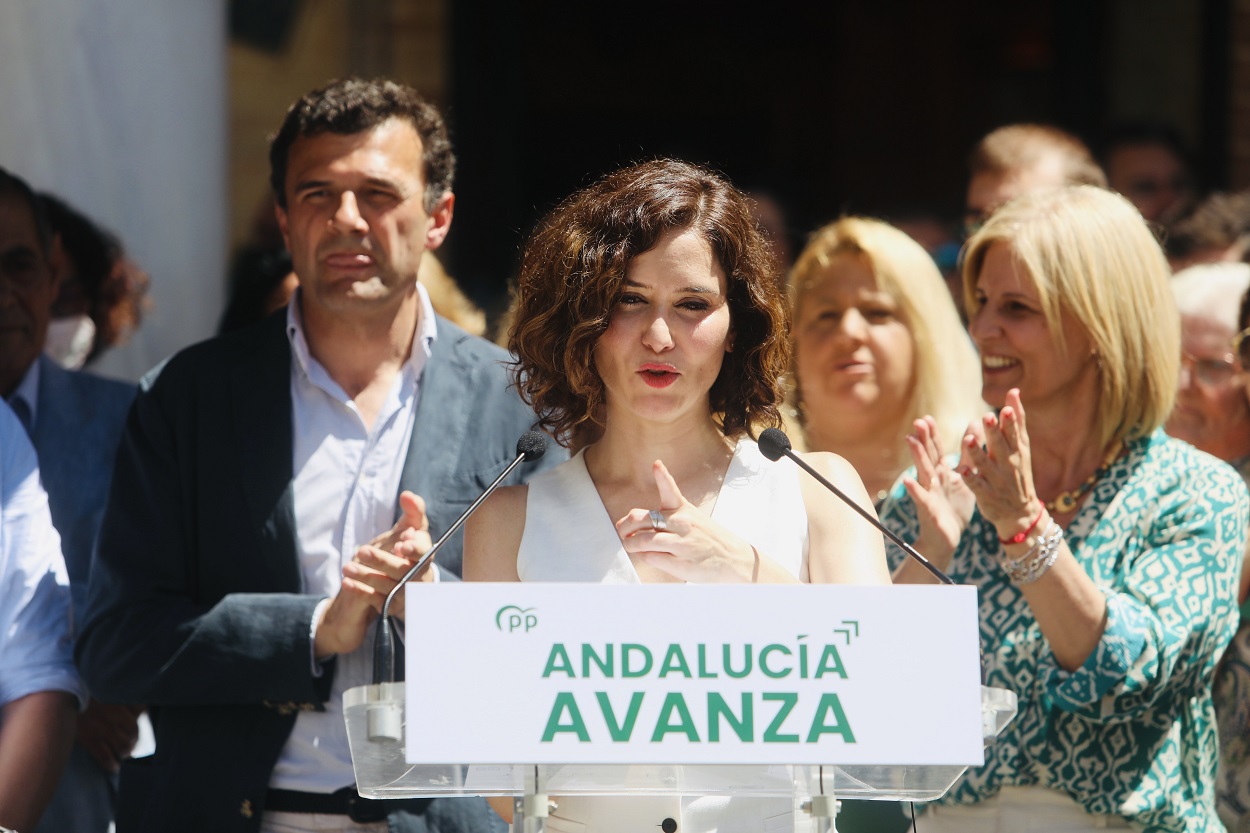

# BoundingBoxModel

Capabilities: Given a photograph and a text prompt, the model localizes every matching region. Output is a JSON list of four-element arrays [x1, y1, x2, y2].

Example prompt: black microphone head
[[757, 428, 792, 461], [517, 431, 549, 462]]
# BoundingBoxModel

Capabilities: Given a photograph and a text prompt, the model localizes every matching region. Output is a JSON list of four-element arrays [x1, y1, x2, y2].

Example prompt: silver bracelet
[[998, 521, 1063, 586], [1003, 522, 1063, 585]]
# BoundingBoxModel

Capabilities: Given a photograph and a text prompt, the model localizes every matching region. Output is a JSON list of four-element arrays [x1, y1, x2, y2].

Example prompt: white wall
[[0, 0, 227, 381]]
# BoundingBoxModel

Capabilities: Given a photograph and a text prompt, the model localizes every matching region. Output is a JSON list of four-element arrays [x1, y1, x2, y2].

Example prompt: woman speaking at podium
[[464, 159, 890, 831], [883, 185, 1248, 832]]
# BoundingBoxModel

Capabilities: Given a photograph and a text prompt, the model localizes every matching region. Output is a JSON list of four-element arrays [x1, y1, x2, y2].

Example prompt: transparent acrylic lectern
[[348, 583, 1010, 832], [345, 682, 1017, 833]]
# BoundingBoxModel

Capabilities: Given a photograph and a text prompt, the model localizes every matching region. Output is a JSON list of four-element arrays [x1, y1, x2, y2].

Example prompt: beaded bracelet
[[998, 521, 1064, 586]]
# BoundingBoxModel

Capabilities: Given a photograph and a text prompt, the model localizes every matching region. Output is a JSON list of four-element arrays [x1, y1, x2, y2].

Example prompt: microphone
[[757, 427, 956, 586], [371, 430, 549, 685]]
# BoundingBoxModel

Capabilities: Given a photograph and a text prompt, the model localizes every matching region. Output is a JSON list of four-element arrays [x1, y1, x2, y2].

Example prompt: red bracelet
[[999, 505, 1045, 545]]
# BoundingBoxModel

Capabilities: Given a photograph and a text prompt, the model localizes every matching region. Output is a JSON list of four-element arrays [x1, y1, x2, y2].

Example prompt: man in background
[[0, 166, 138, 833], [965, 123, 1107, 234], [1101, 122, 1197, 224], [78, 78, 563, 833], [0, 400, 83, 832]]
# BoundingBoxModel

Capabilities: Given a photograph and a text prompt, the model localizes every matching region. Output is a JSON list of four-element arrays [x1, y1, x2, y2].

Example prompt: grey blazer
[[77, 312, 565, 833]]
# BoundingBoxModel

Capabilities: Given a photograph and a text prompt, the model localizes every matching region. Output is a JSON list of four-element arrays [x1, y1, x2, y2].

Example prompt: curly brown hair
[[510, 159, 790, 447]]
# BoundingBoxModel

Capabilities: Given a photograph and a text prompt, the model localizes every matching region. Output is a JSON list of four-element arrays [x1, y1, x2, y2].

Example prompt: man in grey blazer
[[0, 167, 138, 833], [77, 79, 564, 833]]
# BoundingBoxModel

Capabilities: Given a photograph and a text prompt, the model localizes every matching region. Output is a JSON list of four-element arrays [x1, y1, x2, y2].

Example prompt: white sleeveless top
[[518, 439, 809, 583], [514, 439, 813, 832]]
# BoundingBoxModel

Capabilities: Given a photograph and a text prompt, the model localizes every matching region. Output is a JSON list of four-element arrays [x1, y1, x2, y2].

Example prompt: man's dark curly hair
[[268, 77, 454, 212], [510, 159, 790, 447]]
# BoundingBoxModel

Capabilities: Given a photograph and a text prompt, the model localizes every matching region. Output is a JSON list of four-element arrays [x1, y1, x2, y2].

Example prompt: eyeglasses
[[1181, 350, 1238, 387], [1234, 327, 1250, 369]]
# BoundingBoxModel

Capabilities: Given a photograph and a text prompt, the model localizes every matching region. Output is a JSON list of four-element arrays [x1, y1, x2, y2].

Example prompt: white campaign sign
[[405, 583, 982, 766]]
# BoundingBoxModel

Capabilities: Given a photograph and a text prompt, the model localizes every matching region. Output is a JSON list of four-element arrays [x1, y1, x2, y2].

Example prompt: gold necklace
[[1044, 441, 1123, 515]]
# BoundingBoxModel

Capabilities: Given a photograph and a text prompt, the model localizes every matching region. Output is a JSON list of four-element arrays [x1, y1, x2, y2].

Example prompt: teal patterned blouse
[[1213, 454, 1250, 830], [879, 430, 1249, 833]]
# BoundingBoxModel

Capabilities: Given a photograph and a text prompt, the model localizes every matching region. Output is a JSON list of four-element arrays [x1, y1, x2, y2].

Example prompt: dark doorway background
[[446, 0, 1226, 317]]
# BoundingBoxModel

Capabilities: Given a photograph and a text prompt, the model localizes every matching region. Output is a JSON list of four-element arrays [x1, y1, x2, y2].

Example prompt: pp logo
[[495, 605, 538, 633]]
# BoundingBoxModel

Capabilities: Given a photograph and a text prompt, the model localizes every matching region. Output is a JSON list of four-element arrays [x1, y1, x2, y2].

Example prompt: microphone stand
[[757, 428, 955, 585], [372, 433, 548, 685], [757, 428, 991, 685], [362, 432, 547, 743]]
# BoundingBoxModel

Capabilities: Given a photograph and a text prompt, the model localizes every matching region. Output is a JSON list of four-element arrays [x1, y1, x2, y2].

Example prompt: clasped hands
[[615, 460, 759, 583], [314, 491, 434, 659], [903, 389, 1044, 567]]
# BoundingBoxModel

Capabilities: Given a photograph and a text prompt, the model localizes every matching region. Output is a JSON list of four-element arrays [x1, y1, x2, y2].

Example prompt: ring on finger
[[648, 509, 668, 532]]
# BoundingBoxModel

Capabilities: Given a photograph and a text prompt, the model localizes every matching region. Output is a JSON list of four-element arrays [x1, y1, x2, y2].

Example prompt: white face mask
[[44, 315, 97, 370]]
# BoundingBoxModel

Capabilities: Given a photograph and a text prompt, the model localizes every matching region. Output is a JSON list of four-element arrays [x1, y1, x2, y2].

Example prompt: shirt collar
[[6, 357, 41, 429], [285, 283, 439, 382]]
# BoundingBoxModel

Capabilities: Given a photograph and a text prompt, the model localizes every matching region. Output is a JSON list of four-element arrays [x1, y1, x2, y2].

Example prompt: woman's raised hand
[[956, 388, 1043, 536], [616, 460, 758, 583], [901, 414, 977, 564]]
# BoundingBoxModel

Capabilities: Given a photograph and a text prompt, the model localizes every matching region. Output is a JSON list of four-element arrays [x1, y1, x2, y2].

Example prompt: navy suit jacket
[[77, 312, 565, 833], [31, 356, 135, 619], [26, 357, 134, 833]]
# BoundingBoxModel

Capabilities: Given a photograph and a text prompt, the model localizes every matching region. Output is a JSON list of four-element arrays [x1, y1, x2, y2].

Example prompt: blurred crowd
[[4, 76, 1250, 833]]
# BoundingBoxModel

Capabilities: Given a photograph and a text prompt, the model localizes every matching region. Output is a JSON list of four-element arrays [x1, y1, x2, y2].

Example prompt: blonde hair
[[963, 185, 1178, 449], [790, 216, 984, 462]]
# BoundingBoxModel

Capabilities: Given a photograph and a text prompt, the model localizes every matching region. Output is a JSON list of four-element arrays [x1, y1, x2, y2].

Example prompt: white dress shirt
[[269, 286, 436, 793], [0, 400, 85, 709]]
